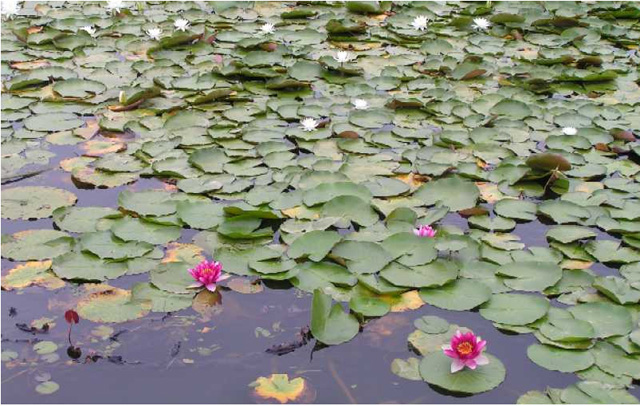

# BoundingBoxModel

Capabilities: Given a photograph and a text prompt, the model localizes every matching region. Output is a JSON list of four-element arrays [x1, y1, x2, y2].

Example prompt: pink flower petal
[[451, 359, 465, 373], [475, 355, 489, 366], [465, 359, 477, 369], [443, 349, 458, 358], [205, 283, 217, 292]]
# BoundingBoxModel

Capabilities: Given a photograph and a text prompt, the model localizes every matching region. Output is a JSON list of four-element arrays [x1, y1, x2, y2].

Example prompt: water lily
[[188, 259, 229, 292], [300, 117, 319, 132], [411, 15, 429, 31], [174, 18, 190, 32], [472, 17, 491, 31], [442, 330, 489, 373], [562, 127, 578, 135], [81, 25, 96, 36], [106, 0, 124, 14], [146, 27, 162, 41], [1, 0, 20, 19], [352, 99, 369, 110], [333, 50, 352, 64], [259, 22, 275, 35], [413, 224, 436, 238]]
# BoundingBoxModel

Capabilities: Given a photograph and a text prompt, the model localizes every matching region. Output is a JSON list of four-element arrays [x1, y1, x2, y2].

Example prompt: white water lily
[[352, 99, 369, 110], [562, 127, 578, 135], [146, 27, 162, 41], [259, 22, 275, 35], [300, 118, 319, 132], [81, 25, 96, 36], [333, 51, 352, 64], [411, 15, 429, 31], [118, 90, 126, 104], [174, 18, 190, 32], [472, 17, 491, 31], [1, 0, 20, 19], [106, 0, 124, 14]]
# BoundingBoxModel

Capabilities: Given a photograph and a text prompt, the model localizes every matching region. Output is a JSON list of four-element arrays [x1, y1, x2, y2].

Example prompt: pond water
[[3, 1, 640, 404]]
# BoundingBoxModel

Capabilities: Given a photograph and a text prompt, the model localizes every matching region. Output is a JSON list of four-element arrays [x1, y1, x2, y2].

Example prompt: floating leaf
[[480, 293, 550, 326], [251, 374, 312, 404], [2, 186, 76, 220], [310, 289, 359, 345], [419, 352, 506, 394], [527, 344, 594, 373], [77, 285, 152, 323]]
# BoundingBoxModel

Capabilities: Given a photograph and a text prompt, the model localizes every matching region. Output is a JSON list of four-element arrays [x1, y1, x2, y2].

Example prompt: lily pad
[[2, 186, 76, 220], [310, 289, 359, 345], [419, 352, 506, 394]]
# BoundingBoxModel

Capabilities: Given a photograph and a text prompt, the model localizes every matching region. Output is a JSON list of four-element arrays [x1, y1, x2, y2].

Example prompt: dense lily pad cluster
[[2, 0, 640, 401]]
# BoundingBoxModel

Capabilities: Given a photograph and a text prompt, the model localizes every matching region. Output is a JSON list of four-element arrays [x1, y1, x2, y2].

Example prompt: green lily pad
[[310, 289, 359, 346], [419, 279, 491, 311], [80, 231, 154, 260], [419, 352, 506, 394], [527, 344, 594, 373], [2, 186, 77, 220], [287, 230, 342, 261], [568, 302, 633, 338], [77, 285, 152, 323], [480, 293, 550, 326], [414, 177, 479, 212]]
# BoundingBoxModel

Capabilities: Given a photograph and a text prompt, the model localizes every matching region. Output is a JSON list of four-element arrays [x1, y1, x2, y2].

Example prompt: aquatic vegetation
[[471, 17, 491, 31], [352, 99, 369, 110], [173, 18, 190, 32], [187, 259, 229, 292], [442, 330, 489, 373], [259, 22, 276, 35], [333, 50, 352, 63], [411, 15, 429, 31], [299, 117, 319, 132], [2, 0, 640, 402], [413, 224, 437, 238], [145, 27, 162, 41]]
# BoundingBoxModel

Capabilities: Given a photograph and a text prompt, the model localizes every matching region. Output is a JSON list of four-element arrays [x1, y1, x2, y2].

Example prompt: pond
[[2, 0, 640, 404]]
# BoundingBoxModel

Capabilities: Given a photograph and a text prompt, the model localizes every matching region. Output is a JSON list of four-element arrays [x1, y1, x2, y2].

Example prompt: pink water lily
[[413, 224, 436, 238], [188, 260, 230, 292], [442, 330, 489, 373]]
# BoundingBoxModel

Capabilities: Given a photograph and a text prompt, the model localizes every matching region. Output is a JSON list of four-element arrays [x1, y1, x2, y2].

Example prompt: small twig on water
[[328, 359, 357, 404]]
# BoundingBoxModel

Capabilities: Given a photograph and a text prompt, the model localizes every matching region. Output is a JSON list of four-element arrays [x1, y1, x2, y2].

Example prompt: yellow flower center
[[456, 341, 473, 355]]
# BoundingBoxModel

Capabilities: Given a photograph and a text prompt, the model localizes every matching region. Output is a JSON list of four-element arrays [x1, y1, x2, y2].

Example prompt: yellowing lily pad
[[1, 261, 64, 291], [251, 374, 312, 403], [77, 285, 152, 323]]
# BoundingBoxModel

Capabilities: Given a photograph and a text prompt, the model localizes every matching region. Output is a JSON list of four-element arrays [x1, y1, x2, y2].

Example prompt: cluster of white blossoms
[[411, 15, 491, 32]]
